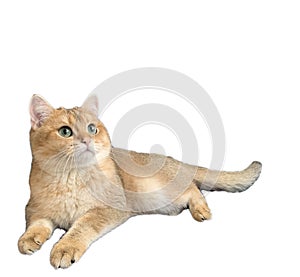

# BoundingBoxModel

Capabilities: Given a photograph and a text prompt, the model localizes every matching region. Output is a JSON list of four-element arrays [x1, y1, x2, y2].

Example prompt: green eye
[[87, 123, 98, 135], [58, 126, 73, 138]]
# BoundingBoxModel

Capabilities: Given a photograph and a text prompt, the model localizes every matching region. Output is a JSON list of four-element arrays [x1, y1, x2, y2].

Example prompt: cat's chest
[[31, 168, 124, 229], [47, 179, 99, 229], [59, 185, 93, 212]]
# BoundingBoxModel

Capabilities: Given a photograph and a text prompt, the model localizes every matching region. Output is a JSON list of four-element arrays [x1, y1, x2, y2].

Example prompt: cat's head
[[29, 94, 111, 172]]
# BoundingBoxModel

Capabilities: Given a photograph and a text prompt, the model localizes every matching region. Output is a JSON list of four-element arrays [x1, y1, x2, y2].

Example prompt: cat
[[18, 94, 262, 269]]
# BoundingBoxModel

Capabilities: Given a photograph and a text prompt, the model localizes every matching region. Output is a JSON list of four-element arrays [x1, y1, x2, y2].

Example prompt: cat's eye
[[87, 123, 98, 135], [58, 126, 73, 138]]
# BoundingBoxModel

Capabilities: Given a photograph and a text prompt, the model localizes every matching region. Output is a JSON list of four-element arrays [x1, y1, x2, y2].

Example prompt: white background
[[0, 1, 299, 276]]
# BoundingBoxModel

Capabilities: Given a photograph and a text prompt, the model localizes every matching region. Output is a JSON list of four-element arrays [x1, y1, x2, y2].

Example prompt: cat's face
[[29, 95, 111, 172]]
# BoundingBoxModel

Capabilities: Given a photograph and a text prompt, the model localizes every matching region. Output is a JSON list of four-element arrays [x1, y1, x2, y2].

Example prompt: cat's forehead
[[54, 107, 96, 126]]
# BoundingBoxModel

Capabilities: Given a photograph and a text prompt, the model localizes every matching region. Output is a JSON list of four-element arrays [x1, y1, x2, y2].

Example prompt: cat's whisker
[[47, 152, 69, 169], [51, 148, 74, 176], [53, 156, 66, 176], [38, 148, 72, 178], [62, 154, 72, 177], [70, 147, 87, 183], [73, 151, 85, 182], [41, 148, 70, 166]]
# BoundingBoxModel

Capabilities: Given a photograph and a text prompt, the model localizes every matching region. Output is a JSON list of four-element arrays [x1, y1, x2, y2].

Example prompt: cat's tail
[[194, 161, 262, 192]]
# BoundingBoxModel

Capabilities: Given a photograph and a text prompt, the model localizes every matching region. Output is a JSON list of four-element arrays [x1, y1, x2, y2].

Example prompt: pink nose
[[81, 137, 91, 145]]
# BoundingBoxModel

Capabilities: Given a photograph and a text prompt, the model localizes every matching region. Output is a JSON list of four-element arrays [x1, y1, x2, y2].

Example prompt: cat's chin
[[75, 150, 98, 167]]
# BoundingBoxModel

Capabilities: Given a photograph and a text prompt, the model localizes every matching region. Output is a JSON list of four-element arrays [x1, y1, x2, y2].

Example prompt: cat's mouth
[[74, 148, 97, 166], [76, 145, 95, 158], [82, 148, 95, 155], [73, 144, 99, 166]]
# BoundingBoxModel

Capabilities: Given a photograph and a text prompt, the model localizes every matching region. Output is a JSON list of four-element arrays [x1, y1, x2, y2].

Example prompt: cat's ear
[[30, 94, 54, 129], [81, 94, 99, 117]]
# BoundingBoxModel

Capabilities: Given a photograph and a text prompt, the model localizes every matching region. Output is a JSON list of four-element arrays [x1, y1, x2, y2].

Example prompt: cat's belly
[[125, 188, 187, 216], [123, 175, 189, 215]]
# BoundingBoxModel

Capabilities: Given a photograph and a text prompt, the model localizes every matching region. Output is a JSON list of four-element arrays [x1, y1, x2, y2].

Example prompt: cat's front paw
[[50, 239, 87, 269], [18, 227, 50, 254]]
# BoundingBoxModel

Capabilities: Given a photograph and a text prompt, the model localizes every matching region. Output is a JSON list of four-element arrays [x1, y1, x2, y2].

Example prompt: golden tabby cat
[[18, 94, 262, 269]]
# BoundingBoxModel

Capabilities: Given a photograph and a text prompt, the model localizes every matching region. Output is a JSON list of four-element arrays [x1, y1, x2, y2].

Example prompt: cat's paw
[[18, 227, 50, 254], [18, 234, 43, 254], [50, 240, 87, 269], [190, 203, 212, 222], [18, 233, 47, 255]]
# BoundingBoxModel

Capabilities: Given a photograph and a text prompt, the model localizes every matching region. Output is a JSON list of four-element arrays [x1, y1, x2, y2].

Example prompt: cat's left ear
[[30, 94, 54, 130], [81, 94, 99, 117]]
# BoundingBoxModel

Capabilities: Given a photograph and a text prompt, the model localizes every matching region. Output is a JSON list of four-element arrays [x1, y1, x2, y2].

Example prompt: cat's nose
[[81, 137, 91, 145]]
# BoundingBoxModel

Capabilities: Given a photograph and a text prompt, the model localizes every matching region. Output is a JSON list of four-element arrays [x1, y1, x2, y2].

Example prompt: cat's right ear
[[30, 94, 54, 130]]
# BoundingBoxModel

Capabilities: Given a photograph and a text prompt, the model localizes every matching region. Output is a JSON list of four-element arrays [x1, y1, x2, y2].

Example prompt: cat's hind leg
[[187, 183, 211, 222]]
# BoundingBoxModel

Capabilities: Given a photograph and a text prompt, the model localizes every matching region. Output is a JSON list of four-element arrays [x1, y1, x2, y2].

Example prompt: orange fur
[[18, 94, 262, 269]]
